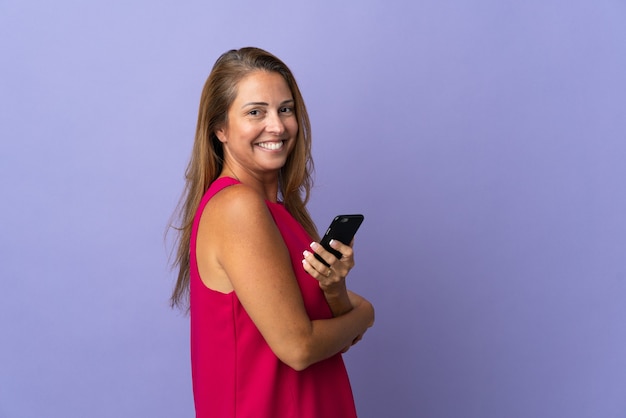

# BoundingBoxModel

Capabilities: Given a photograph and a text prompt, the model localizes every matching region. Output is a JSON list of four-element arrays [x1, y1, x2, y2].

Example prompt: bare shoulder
[[199, 182, 276, 248], [202, 181, 295, 294], [207, 182, 268, 222], [200, 182, 282, 256], [196, 183, 282, 292]]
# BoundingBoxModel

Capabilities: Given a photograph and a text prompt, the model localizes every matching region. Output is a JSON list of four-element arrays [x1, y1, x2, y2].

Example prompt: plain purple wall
[[1, 1, 625, 417]]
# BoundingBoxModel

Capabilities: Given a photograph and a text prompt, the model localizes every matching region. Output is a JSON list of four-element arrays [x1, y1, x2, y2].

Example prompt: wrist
[[322, 284, 352, 317], [321, 280, 347, 299]]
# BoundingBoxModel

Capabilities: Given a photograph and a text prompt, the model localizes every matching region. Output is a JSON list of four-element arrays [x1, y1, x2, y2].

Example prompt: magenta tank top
[[189, 177, 357, 418]]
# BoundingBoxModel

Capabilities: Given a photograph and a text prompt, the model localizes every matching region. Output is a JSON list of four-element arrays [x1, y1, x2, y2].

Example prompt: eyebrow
[[241, 99, 294, 109]]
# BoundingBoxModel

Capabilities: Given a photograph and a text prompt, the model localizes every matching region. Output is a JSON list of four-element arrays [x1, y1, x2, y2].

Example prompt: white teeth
[[257, 141, 283, 150]]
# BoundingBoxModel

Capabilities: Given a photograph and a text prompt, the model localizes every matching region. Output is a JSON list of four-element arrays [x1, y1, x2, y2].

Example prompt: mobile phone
[[314, 214, 364, 267]]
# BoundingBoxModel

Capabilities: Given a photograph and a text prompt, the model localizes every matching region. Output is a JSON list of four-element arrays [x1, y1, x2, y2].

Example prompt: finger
[[329, 239, 354, 261], [309, 242, 337, 267], [310, 241, 353, 278], [302, 251, 334, 278], [327, 241, 354, 275]]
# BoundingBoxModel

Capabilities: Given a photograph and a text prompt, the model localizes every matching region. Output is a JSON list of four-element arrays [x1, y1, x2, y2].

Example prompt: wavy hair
[[169, 47, 318, 309]]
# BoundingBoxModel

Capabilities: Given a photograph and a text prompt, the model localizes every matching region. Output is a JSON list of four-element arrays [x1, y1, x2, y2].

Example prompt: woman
[[171, 47, 374, 418]]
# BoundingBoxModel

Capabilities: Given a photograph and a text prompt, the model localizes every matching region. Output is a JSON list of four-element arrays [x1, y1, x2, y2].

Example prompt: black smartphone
[[314, 214, 364, 267]]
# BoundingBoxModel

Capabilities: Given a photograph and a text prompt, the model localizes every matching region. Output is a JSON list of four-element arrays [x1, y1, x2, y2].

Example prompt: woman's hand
[[302, 239, 356, 316], [302, 240, 354, 290]]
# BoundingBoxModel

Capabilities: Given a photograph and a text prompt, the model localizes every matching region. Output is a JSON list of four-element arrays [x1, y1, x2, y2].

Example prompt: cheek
[[231, 124, 258, 142], [287, 119, 299, 136]]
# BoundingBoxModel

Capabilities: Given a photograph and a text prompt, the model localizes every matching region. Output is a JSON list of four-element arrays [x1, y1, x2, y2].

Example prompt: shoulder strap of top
[[195, 176, 242, 221], [205, 176, 241, 199]]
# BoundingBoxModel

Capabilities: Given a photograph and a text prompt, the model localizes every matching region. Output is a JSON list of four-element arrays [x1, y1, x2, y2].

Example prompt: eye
[[279, 106, 294, 114]]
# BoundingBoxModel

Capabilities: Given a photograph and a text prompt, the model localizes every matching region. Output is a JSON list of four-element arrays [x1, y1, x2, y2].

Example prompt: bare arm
[[203, 185, 374, 371]]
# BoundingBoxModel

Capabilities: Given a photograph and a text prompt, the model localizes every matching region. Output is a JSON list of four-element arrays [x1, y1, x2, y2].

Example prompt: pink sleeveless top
[[190, 177, 357, 418]]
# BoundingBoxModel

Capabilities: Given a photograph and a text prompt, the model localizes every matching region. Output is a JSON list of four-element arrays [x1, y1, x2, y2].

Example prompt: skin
[[196, 70, 374, 371]]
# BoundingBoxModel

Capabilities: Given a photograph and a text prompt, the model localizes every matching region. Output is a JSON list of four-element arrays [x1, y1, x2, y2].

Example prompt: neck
[[220, 164, 280, 203]]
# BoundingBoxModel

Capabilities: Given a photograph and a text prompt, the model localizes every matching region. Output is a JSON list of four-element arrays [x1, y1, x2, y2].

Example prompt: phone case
[[315, 214, 364, 267]]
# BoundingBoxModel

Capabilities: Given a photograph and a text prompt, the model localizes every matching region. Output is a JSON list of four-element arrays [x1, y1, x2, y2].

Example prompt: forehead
[[233, 71, 293, 103]]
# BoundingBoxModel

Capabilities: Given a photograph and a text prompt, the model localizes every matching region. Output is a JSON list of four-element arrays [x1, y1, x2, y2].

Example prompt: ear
[[215, 126, 227, 143]]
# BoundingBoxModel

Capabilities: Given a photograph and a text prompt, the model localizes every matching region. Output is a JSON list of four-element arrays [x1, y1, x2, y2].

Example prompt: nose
[[265, 111, 286, 135]]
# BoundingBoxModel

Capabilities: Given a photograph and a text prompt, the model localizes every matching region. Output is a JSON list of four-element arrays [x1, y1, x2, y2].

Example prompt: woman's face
[[216, 70, 298, 177]]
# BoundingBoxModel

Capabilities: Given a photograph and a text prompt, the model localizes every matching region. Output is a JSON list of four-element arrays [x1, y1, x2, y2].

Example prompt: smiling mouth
[[256, 141, 285, 151]]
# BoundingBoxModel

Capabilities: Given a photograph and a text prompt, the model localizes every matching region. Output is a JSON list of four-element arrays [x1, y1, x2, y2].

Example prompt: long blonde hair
[[170, 47, 318, 309]]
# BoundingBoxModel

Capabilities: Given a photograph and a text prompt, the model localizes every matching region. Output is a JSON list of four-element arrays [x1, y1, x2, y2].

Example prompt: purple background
[[1, 1, 625, 417]]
